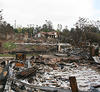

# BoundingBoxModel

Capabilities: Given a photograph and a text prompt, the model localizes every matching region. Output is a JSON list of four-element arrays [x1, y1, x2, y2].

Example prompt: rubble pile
[[0, 46, 100, 92], [62, 48, 90, 60], [34, 64, 100, 91]]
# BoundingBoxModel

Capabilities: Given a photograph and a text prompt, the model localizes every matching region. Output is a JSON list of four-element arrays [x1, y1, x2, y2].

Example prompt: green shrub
[[3, 42, 16, 50]]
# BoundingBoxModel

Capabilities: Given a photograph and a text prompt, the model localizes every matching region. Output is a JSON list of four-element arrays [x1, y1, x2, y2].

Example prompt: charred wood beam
[[11, 83, 27, 92], [0, 79, 7, 92], [0, 64, 9, 92], [16, 65, 38, 79]]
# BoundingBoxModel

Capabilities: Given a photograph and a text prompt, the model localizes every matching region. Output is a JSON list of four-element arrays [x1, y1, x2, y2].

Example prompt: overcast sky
[[0, 0, 100, 29]]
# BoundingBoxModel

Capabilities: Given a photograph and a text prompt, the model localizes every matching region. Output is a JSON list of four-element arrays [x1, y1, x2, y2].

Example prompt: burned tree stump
[[69, 76, 78, 92]]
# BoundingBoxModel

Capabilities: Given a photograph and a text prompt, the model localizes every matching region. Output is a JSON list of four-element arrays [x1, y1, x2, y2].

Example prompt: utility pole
[[14, 20, 16, 28]]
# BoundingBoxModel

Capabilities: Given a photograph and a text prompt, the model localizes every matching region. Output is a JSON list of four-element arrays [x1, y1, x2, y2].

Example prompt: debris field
[[0, 47, 100, 92]]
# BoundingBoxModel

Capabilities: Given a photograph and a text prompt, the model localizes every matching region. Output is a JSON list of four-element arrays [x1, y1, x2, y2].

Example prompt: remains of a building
[[0, 42, 100, 92]]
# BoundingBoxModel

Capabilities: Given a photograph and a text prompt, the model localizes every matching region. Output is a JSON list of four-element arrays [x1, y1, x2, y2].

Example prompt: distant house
[[47, 32, 58, 38], [35, 31, 58, 39]]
